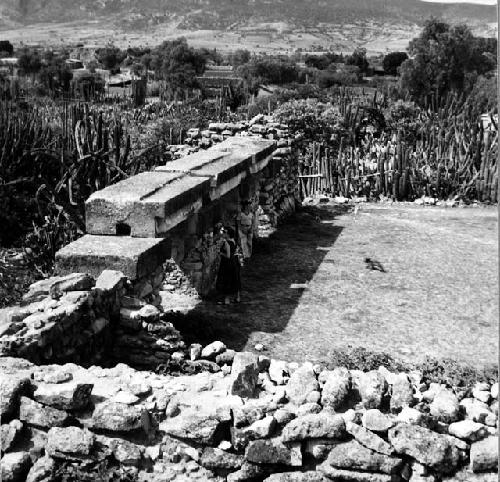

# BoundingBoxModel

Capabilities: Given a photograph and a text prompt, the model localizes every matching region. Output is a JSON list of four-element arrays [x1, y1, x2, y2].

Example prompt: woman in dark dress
[[216, 226, 241, 304]]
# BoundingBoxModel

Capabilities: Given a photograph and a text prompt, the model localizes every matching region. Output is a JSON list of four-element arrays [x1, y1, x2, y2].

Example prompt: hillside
[[0, 0, 496, 53], [1, 0, 497, 27]]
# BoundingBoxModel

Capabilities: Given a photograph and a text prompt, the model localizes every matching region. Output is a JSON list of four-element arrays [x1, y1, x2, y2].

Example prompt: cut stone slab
[[86, 171, 211, 237], [282, 413, 346, 442], [55, 235, 171, 280]]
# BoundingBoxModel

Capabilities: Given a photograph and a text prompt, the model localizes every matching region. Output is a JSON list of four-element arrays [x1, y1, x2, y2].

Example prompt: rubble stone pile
[[1, 346, 498, 481]]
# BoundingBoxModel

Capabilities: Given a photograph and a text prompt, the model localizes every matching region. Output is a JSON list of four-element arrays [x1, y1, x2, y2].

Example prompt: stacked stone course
[[1, 340, 498, 481]]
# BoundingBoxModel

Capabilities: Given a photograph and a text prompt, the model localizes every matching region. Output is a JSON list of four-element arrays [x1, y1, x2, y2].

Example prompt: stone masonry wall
[[1, 346, 498, 482]]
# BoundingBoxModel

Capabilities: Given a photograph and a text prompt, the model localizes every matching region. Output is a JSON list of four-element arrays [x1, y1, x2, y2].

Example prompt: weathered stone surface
[[199, 447, 244, 470], [264, 472, 329, 482], [49, 273, 95, 298], [0, 376, 30, 419], [362, 409, 395, 433], [397, 407, 424, 425], [318, 464, 393, 482], [245, 416, 276, 439], [94, 270, 127, 292], [345, 421, 393, 456], [227, 461, 271, 482], [202, 341, 226, 359], [460, 398, 494, 424], [160, 411, 224, 445], [388, 423, 460, 473], [469, 436, 498, 472], [490, 383, 498, 400], [304, 439, 342, 460], [233, 400, 267, 427], [216, 349, 236, 366], [357, 371, 387, 409], [33, 370, 73, 384], [430, 388, 460, 423], [25, 456, 55, 482], [91, 402, 146, 432], [390, 373, 414, 411], [0, 420, 23, 453], [296, 403, 322, 417], [0, 451, 31, 482], [245, 438, 302, 466], [445, 468, 499, 481], [282, 413, 346, 442], [55, 235, 171, 280], [109, 438, 143, 465], [287, 362, 319, 406], [46, 427, 95, 460], [325, 439, 403, 474], [33, 382, 93, 410], [229, 352, 259, 398], [321, 367, 351, 410], [448, 420, 488, 442], [269, 359, 289, 385], [19, 396, 69, 429], [274, 408, 296, 426]]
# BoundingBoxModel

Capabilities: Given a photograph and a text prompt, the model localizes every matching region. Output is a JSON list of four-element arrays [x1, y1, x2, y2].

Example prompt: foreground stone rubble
[[1, 347, 498, 481]]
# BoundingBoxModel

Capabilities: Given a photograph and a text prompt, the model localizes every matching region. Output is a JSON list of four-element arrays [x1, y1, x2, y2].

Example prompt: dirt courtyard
[[187, 203, 498, 369]]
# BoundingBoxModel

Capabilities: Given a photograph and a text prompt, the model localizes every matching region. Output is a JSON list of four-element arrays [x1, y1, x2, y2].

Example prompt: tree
[[400, 19, 497, 106], [346, 47, 369, 74], [0, 40, 14, 57], [382, 52, 408, 76], [230, 49, 251, 67], [149, 38, 207, 90], [95, 45, 126, 71], [17, 48, 42, 75]]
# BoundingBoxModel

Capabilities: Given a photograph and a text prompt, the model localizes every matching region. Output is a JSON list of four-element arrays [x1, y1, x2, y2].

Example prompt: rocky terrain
[[1, 347, 498, 481]]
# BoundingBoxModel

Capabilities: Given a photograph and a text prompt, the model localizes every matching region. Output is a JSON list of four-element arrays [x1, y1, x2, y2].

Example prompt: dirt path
[[184, 203, 498, 368]]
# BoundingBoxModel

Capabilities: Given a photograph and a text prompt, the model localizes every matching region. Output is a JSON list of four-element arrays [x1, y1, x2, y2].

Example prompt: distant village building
[[196, 65, 243, 98]]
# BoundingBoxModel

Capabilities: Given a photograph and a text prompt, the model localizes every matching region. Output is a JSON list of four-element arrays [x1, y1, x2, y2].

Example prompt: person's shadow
[[169, 203, 347, 351]]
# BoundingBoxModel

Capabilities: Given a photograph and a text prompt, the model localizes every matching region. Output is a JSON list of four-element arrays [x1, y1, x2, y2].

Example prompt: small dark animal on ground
[[365, 257, 386, 272]]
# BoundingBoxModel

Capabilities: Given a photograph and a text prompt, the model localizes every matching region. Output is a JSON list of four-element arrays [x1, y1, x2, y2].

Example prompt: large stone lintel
[[55, 235, 171, 280]]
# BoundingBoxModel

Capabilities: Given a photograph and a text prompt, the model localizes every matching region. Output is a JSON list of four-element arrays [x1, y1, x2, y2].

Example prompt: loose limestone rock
[[0, 376, 31, 419], [388, 423, 460, 473], [325, 439, 403, 474], [46, 426, 95, 460], [429, 388, 460, 423], [1, 451, 31, 482], [264, 472, 329, 481], [229, 352, 260, 398], [448, 420, 488, 442], [0, 420, 23, 453], [469, 436, 498, 472], [33, 382, 93, 411], [199, 447, 245, 471], [269, 360, 289, 385], [245, 438, 302, 466], [25, 456, 55, 482], [321, 367, 351, 410], [286, 362, 319, 406], [90, 402, 146, 432], [318, 464, 394, 482], [357, 371, 387, 409], [362, 409, 395, 433], [345, 421, 393, 456], [160, 411, 224, 445], [390, 373, 414, 411], [201, 341, 226, 359], [19, 396, 69, 429], [282, 413, 345, 442]]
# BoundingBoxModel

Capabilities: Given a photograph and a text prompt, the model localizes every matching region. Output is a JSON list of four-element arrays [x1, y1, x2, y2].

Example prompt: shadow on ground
[[171, 204, 348, 351]]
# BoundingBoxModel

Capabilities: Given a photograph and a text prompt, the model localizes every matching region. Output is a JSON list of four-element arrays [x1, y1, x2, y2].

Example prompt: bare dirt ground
[[187, 203, 498, 369]]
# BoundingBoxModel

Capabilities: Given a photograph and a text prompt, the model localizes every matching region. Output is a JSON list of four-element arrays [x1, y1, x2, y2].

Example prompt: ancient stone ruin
[[0, 128, 498, 482]]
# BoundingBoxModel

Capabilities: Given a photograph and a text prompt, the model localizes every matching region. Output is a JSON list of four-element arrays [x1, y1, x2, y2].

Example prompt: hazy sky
[[422, 0, 496, 3]]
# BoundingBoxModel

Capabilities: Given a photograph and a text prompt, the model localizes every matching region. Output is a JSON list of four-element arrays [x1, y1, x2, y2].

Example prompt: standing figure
[[238, 202, 254, 259], [216, 226, 241, 304]]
